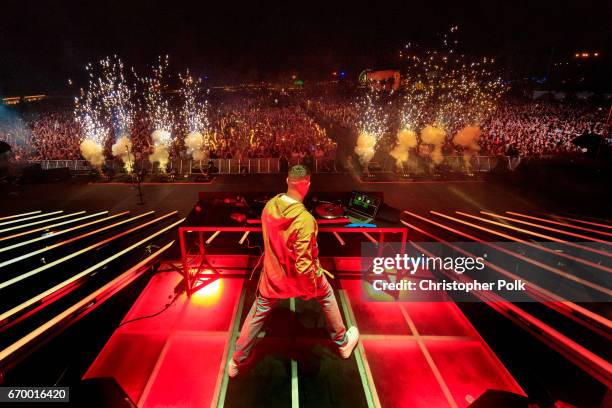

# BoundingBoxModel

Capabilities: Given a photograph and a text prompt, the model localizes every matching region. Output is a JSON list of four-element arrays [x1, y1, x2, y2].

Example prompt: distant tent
[[359, 69, 400, 91]]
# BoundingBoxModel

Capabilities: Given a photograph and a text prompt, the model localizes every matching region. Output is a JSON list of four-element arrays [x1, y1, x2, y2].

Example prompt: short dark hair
[[288, 164, 310, 181]]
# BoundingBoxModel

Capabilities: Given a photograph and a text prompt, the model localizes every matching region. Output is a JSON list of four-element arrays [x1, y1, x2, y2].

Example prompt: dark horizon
[[1, 0, 611, 95]]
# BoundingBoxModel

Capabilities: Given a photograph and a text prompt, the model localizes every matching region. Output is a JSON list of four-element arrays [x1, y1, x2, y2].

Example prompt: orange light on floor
[[0, 211, 41, 222], [506, 211, 612, 237], [456, 211, 612, 258], [429, 210, 612, 273], [481, 211, 611, 244], [0, 211, 84, 233], [402, 216, 612, 335], [0, 217, 185, 325], [0, 211, 63, 228], [550, 214, 612, 230], [191, 278, 223, 305], [404, 211, 612, 297]]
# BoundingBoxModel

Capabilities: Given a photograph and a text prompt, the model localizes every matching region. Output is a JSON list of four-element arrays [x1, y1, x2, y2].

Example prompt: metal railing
[[29, 155, 498, 175], [30, 157, 339, 175], [439, 155, 497, 172]]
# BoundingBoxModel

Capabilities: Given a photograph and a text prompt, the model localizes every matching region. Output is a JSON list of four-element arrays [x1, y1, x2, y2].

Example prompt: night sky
[[1, 0, 610, 95]]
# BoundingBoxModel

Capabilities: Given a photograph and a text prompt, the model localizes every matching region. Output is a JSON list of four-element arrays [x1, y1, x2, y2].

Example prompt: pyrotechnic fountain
[[392, 26, 505, 173], [179, 70, 210, 165], [75, 56, 135, 173], [142, 56, 174, 173]]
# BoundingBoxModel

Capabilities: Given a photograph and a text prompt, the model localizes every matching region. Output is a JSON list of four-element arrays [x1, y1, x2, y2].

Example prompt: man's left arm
[[293, 216, 322, 277]]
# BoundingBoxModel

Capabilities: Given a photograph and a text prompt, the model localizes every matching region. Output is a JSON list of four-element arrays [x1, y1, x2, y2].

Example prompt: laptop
[[345, 192, 381, 224]]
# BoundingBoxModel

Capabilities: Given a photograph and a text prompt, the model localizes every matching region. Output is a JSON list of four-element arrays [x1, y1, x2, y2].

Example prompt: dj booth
[[178, 191, 408, 295]]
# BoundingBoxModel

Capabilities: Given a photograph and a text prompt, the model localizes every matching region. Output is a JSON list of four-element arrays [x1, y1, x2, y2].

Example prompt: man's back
[[229, 165, 358, 377], [258, 194, 321, 299]]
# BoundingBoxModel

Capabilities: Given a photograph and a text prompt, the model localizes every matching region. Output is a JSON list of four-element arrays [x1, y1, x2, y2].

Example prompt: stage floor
[[84, 269, 522, 407]]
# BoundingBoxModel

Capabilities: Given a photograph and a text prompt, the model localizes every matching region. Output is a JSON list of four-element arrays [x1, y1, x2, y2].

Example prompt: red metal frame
[[179, 225, 407, 296]]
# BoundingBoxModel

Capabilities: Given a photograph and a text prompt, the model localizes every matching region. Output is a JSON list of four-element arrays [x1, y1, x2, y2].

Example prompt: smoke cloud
[[354, 132, 376, 165], [453, 126, 481, 170], [185, 131, 208, 161], [111, 135, 134, 173], [389, 129, 418, 165], [420, 125, 446, 165], [149, 129, 171, 172], [79, 139, 105, 170]]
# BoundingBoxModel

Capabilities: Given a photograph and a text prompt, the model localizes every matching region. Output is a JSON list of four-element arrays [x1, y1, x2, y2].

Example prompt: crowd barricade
[[442, 156, 498, 172], [29, 156, 497, 175], [34, 159, 91, 172]]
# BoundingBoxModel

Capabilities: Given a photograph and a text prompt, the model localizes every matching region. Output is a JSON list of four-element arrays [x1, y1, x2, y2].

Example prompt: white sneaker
[[228, 359, 239, 378], [339, 326, 359, 359]]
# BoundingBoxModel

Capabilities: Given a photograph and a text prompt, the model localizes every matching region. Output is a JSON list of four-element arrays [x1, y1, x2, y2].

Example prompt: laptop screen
[[348, 192, 381, 219]]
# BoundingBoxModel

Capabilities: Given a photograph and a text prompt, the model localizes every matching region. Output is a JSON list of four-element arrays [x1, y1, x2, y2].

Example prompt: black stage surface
[[1, 172, 609, 220]]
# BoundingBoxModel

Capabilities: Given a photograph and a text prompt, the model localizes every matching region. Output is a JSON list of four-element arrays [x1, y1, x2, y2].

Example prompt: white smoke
[[354, 132, 376, 165], [111, 135, 134, 173], [79, 139, 105, 170], [389, 129, 418, 165], [420, 125, 446, 166], [453, 126, 481, 171], [185, 131, 208, 162]]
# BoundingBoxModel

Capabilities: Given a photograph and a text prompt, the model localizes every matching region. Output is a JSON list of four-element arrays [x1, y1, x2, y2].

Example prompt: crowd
[[0, 97, 337, 163], [309, 99, 360, 129], [0, 95, 608, 163], [479, 101, 607, 156], [310, 97, 608, 157], [207, 100, 336, 160], [29, 112, 82, 160], [0, 107, 82, 161]]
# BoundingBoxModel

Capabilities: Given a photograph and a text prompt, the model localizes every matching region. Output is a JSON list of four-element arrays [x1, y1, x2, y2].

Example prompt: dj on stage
[[228, 165, 359, 377]]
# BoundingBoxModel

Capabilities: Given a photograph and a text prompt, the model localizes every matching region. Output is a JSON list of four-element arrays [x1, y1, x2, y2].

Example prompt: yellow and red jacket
[[258, 194, 324, 299]]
